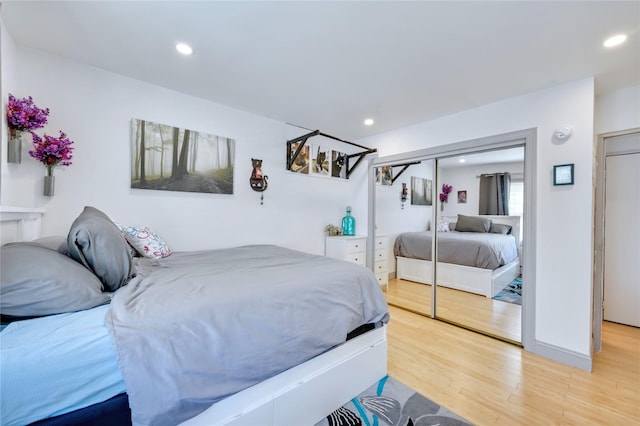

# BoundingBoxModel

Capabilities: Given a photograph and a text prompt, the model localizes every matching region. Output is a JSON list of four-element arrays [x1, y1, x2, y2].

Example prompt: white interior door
[[603, 151, 640, 327]]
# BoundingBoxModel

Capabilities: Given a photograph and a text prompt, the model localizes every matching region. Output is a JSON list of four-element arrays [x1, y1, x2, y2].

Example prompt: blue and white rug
[[316, 376, 472, 426], [493, 277, 522, 305]]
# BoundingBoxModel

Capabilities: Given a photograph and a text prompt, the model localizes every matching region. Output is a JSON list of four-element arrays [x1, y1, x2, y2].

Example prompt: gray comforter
[[393, 231, 518, 269], [105, 245, 389, 426]]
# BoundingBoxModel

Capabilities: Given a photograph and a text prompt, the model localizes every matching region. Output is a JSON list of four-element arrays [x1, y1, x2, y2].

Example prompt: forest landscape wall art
[[131, 119, 235, 194]]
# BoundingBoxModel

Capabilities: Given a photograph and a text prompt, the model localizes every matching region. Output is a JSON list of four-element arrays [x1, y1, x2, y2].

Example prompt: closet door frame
[[368, 128, 537, 351], [593, 127, 640, 352]]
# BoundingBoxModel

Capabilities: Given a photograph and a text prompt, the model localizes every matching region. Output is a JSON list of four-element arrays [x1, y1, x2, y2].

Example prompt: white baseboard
[[532, 340, 592, 372]]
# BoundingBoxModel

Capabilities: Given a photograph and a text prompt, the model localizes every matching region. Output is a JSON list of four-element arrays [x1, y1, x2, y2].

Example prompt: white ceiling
[[1, 1, 638, 140]]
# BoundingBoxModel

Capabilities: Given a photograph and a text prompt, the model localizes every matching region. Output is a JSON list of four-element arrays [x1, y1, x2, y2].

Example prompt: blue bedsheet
[[0, 304, 125, 426]]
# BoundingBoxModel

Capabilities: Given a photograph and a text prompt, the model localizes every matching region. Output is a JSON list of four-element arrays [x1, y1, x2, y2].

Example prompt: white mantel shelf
[[0, 206, 46, 214]]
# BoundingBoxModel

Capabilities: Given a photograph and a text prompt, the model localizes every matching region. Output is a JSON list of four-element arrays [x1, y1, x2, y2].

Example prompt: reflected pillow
[[454, 214, 491, 233], [436, 220, 450, 232], [490, 223, 512, 235], [0, 244, 110, 317], [67, 206, 134, 292]]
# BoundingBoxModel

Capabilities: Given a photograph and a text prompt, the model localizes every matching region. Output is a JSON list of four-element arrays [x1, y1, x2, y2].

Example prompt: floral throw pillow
[[123, 226, 172, 259], [436, 220, 450, 232]]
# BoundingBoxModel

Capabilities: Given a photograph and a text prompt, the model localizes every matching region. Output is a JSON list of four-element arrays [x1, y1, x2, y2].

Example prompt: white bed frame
[[1, 208, 388, 426], [396, 215, 521, 298], [181, 326, 387, 426]]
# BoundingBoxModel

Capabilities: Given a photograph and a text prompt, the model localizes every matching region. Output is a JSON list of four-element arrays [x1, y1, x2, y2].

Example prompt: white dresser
[[325, 235, 389, 289], [325, 235, 366, 266], [373, 235, 389, 288]]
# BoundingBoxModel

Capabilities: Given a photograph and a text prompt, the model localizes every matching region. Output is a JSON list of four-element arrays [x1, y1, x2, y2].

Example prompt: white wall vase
[[43, 166, 55, 196], [7, 128, 23, 164]]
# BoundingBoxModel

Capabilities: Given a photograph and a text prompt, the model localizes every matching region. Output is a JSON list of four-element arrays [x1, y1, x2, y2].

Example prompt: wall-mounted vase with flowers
[[5, 94, 49, 164]]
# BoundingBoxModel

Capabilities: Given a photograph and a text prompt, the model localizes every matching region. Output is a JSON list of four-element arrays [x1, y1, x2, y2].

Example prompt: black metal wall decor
[[390, 161, 421, 184], [286, 130, 377, 179], [250, 158, 268, 204]]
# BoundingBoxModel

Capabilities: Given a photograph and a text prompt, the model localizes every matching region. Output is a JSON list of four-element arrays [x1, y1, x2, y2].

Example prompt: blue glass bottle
[[342, 206, 355, 236]]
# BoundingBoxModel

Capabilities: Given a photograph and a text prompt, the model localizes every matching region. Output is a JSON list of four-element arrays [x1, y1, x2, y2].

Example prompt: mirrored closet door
[[375, 159, 435, 317], [434, 147, 524, 344], [371, 129, 535, 346]]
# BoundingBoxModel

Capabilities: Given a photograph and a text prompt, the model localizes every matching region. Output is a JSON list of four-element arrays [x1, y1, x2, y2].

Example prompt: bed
[[1, 206, 389, 426], [394, 214, 521, 298]]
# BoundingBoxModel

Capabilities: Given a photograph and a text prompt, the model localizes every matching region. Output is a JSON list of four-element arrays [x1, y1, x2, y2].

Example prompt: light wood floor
[[385, 278, 521, 343], [386, 305, 640, 425]]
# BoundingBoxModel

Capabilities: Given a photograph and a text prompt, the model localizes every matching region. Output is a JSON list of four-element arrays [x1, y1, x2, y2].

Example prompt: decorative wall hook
[[249, 158, 268, 205], [401, 182, 408, 209]]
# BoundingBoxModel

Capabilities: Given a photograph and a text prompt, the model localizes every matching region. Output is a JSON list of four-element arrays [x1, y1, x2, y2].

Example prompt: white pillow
[[437, 220, 450, 232], [122, 226, 172, 259]]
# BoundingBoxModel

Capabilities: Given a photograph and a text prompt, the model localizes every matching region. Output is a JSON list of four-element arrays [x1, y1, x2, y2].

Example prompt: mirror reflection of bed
[[375, 146, 525, 344]]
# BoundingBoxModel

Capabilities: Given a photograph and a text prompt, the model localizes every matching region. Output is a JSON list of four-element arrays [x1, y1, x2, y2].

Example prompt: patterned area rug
[[493, 277, 522, 305], [315, 376, 472, 426]]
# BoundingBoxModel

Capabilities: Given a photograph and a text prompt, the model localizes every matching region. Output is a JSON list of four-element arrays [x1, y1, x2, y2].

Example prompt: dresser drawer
[[346, 252, 366, 265], [374, 236, 388, 250], [375, 249, 388, 262], [374, 260, 388, 275], [325, 236, 366, 266], [376, 272, 388, 286], [345, 239, 366, 254]]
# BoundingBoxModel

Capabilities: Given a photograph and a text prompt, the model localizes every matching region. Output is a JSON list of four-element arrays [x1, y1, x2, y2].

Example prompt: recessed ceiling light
[[364, 118, 374, 126], [459, 158, 466, 163], [176, 43, 194, 55], [603, 34, 627, 48]]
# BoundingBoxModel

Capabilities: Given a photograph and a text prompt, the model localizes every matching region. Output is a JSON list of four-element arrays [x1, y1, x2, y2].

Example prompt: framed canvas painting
[[131, 119, 234, 194]]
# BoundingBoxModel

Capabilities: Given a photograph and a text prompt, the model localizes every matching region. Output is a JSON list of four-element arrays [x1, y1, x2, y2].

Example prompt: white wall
[[595, 85, 640, 134], [1, 18, 18, 198], [0, 45, 368, 255], [361, 79, 595, 361]]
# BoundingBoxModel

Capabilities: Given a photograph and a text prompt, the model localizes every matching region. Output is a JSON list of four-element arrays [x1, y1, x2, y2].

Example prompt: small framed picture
[[554, 164, 574, 186], [457, 190, 467, 203], [376, 166, 393, 186]]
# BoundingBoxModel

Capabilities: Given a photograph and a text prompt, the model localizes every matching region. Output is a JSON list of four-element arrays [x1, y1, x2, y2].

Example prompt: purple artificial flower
[[6, 94, 50, 131], [29, 131, 74, 168], [440, 183, 453, 203]]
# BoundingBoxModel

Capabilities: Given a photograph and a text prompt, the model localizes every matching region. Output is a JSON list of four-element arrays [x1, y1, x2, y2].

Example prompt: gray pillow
[[454, 214, 491, 233], [67, 206, 134, 292], [489, 223, 512, 235], [31, 235, 70, 255], [0, 244, 110, 317]]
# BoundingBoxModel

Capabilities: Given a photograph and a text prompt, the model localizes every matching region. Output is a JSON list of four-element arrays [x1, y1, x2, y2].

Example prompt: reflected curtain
[[479, 172, 511, 215]]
